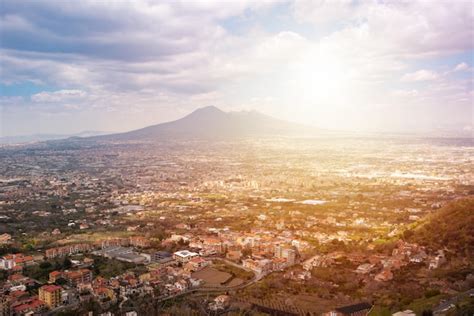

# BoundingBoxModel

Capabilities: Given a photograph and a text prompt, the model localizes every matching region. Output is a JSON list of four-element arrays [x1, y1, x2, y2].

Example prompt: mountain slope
[[92, 106, 314, 141], [406, 198, 474, 257], [0, 131, 110, 144]]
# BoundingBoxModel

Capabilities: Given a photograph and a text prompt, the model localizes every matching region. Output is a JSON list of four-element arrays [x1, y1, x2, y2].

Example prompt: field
[[192, 267, 233, 286]]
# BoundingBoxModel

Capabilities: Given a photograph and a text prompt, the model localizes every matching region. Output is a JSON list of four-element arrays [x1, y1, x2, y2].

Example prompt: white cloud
[[294, 1, 474, 57], [392, 89, 419, 98], [1, 0, 473, 135], [31, 89, 87, 103], [454, 62, 470, 72], [402, 70, 439, 82]]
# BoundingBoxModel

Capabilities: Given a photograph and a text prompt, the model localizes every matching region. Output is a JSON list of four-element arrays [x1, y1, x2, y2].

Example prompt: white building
[[173, 250, 199, 263]]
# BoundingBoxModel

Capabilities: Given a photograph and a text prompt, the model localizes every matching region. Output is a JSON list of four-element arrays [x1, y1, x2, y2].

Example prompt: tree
[[63, 257, 72, 269], [39, 261, 52, 269]]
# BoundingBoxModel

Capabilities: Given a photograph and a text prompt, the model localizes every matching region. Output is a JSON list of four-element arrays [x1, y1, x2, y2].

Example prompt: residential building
[[173, 250, 199, 263], [38, 285, 62, 308]]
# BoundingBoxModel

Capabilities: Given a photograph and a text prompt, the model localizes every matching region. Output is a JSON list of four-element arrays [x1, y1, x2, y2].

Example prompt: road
[[432, 288, 474, 315]]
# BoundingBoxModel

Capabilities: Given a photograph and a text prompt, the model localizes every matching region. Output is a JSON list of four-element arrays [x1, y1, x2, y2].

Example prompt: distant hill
[[0, 131, 111, 144], [89, 106, 316, 141], [406, 198, 474, 257]]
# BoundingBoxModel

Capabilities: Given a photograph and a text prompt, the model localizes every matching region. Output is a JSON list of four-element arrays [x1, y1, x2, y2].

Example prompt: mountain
[[0, 131, 111, 144], [405, 198, 474, 257], [91, 106, 315, 141]]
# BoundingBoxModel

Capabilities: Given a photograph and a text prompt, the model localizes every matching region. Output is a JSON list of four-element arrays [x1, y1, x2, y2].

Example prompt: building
[[209, 295, 230, 311], [325, 302, 373, 316], [184, 257, 209, 272], [93, 246, 147, 264], [38, 285, 62, 308], [151, 251, 172, 262], [429, 251, 446, 270], [11, 298, 45, 315], [242, 258, 272, 275], [274, 245, 296, 265], [45, 243, 93, 259], [63, 269, 92, 287], [274, 244, 284, 258], [375, 269, 393, 282], [173, 250, 199, 263], [129, 236, 150, 248], [355, 263, 375, 274], [282, 248, 296, 265], [0, 254, 34, 270], [0, 234, 11, 244], [49, 271, 63, 283]]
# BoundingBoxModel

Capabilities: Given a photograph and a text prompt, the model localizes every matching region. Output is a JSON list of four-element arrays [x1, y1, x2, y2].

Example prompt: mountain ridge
[[88, 106, 314, 141]]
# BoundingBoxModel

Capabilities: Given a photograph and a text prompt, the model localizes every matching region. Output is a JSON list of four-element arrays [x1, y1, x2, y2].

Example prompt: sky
[[0, 0, 473, 137]]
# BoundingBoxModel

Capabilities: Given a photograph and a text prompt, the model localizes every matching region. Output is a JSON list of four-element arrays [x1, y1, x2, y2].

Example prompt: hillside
[[407, 198, 474, 257]]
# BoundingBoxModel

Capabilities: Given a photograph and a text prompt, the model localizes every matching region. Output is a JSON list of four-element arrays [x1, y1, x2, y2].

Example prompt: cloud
[[293, 0, 364, 26], [0, 0, 472, 135], [294, 1, 474, 57], [392, 89, 419, 98], [402, 70, 439, 82], [31, 89, 86, 103], [454, 62, 470, 72]]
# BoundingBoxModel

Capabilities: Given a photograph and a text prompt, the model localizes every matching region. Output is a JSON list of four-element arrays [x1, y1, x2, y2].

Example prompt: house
[[49, 271, 63, 283], [1, 254, 35, 270], [209, 295, 230, 311], [325, 302, 373, 316], [409, 251, 427, 263], [0, 233, 12, 244], [272, 258, 288, 271], [63, 269, 93, 287], [429, 251, 446, 270], [12, 298, 46, 315], [375, 269, 393, 282], [242, 258, 272, 275], [355, 263, 375, 274], [202, 237, 224, 253], [174, 280, 188, 292], [184, 257, 209, 272], [173, 250, 199, 263]]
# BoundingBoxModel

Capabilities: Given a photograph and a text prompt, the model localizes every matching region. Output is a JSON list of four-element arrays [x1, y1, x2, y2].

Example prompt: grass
[[368, 306, 392, 316], [408, 294, 447, 314]]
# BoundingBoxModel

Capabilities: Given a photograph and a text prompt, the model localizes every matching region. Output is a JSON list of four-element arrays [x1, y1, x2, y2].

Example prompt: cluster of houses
[[302, 240, 446, 284], [0, 230, 450, 316], [0, 248, 214, 315], [0, 254, 35, 272]]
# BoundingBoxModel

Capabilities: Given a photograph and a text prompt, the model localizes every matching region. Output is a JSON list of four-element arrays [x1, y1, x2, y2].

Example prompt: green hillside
[[407, 198, 474, 257]]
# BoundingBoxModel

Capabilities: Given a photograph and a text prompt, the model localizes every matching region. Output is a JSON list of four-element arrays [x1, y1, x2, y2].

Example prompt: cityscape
[[0, 1, 473, 315], [0, 114, 473, 315]]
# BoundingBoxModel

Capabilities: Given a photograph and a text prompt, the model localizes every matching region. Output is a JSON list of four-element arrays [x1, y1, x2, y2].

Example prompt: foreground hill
[[407, 198, 474, 257], [89, 106, 315, 141]]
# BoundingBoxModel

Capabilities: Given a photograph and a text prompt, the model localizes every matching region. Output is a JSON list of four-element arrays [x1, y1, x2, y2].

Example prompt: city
[[0, 135, 472, 315], [0, 0, 473, 315]]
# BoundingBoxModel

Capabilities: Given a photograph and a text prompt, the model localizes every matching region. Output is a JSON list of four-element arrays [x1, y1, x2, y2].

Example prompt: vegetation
[[91, 255, 136, 278], [406, 198, 474, 257], [23, 257, 73, 282]]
